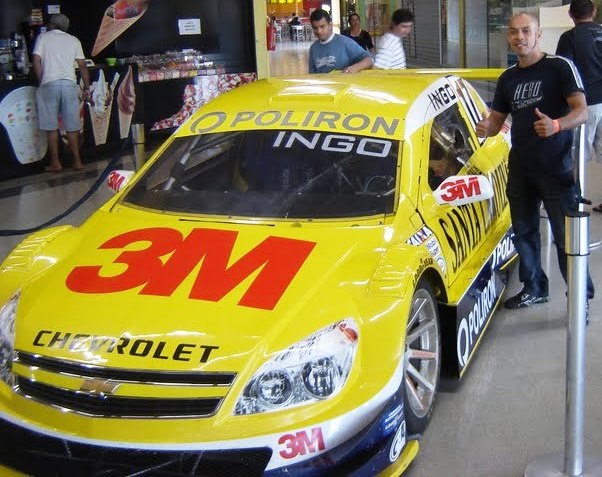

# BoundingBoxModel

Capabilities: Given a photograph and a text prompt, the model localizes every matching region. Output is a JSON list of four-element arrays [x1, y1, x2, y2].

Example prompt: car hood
[[13, 209, 396, 372]]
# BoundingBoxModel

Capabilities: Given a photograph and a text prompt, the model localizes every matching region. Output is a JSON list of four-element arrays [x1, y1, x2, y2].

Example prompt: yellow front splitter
[[379, 440, 420, 476]]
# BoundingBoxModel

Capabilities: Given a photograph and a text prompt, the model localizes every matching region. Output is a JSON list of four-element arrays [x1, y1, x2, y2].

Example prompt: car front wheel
[[403, 279, 441, 434]]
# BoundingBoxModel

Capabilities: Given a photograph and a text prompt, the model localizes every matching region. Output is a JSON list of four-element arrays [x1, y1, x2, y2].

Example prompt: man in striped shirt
[[373, 9, 414, 69]]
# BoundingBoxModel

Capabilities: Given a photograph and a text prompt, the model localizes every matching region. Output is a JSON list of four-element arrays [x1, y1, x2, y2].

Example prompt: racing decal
[[107, 170, 134, 193], [438, 201, 489, 274], [273, 131, 392, 158], [32, 330, 220, 363], [406, 226, 434, 247], [434, 175, 493, 207], [455, 229, 516, 372], [412, 256, 433, 288], [189, 110, 401, 137], [406, 227, 446, 274], [389, 421, 406, 463], [440, 176, 483, 203], [454, 78, 483, 134], [438, 163, 508, 274], [491, 230, 516, 269], [487, 160, 510, 220], [383, 403, 404, 434], [406, 76, 463, 139], [427, 84, 457, 113], [66, 228, 316, 310], [278, 427, 326, 459]]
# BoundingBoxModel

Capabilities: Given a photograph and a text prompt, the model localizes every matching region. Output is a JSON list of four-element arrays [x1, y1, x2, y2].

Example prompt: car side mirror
[[107, 170, 135, 193], [433, 175, 493, 206]]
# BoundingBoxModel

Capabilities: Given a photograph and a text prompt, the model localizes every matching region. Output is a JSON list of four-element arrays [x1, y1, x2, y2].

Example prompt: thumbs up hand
[[533, 108, 559, 137], [476, 117, 491, 138]]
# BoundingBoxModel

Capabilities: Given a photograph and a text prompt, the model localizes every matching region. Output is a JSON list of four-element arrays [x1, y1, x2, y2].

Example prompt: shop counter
[[0, 64, 140, 182], [0, 77, 45, 180]]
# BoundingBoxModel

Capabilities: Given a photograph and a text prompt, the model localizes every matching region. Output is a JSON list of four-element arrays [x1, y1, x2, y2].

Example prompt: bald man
[[476, 12, 594, 311]]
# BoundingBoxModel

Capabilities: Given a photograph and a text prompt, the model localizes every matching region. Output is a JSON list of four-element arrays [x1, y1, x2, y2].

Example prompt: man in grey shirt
[[308, 9, 373, 74]]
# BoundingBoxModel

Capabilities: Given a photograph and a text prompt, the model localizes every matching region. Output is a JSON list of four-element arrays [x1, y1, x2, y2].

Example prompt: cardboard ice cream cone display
[[92, 0, 149, 56], [0, 86, 47, 164], [117, 66, 136, 139], [87, 103, 112, 146], [118, 110, 132, 139], [88, 70, 120, 146]]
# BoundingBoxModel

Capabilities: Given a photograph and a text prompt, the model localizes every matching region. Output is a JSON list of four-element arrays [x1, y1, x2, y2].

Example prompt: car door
[[417, 92, 500, 299]]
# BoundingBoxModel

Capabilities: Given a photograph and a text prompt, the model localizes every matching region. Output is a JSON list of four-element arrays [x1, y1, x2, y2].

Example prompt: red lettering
[[66, 228, 183, 293], [278, 433, 298, 459], [440, 177, 481, 202], [295, 428, 325, 455], [66, 227, 315, 310], [188, 232, 315, 310], [107, 171, 126, 192], [278, 428, 325, 459]]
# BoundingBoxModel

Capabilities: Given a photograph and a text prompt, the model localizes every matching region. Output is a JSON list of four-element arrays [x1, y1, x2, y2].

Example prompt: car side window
[[427, 104, 475, 190]]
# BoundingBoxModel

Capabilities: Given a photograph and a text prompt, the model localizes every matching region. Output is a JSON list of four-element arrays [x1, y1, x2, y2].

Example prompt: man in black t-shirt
[[476, 12, 595, 310], [556, 0, 602, 212]]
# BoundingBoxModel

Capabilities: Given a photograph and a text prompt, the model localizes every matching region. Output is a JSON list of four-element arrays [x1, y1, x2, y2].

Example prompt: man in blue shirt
[[308, 9, 373, 74]]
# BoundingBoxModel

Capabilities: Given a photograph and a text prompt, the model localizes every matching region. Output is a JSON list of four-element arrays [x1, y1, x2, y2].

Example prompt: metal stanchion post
[[524, 212, 602, 477], [131, 123, 145, 171], [565, 211, 589, 476], [577, 125, 586, 214], [575, 124, 602, 249]]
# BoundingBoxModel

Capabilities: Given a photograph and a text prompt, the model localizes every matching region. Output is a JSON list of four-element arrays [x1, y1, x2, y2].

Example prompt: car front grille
[[12, 351, 236, 418], [0, 420, 272, 477]]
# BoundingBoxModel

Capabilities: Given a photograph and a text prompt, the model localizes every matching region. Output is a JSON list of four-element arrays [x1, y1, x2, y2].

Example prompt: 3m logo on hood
[[66, 227, 316, 310]]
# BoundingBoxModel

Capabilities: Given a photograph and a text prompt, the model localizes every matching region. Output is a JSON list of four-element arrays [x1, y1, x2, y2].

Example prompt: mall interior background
[[3, 0, 602, 76], [266, 0, 602, 70]]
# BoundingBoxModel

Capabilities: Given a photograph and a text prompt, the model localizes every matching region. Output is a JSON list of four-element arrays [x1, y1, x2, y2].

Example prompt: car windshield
[[123, 130, 400, 218]]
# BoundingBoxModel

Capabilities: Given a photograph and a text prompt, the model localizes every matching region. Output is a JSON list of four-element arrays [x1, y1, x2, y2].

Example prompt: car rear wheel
[[403, 279, 441, 434]]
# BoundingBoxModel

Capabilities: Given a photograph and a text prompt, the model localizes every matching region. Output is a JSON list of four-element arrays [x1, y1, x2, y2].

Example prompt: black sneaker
[[504, 290, 549, 310]]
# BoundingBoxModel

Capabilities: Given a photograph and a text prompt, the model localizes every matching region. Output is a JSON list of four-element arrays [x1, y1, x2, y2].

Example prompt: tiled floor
[[269, 39, 311, 77], [2, 52, 602, 475]]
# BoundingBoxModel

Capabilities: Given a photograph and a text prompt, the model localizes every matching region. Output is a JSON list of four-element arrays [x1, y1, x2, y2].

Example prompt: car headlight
[[0, 292, 18, 386], [234, 319, 358, 415]]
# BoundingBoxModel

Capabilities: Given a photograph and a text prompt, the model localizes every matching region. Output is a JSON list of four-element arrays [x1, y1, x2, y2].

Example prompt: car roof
[[179, 69, 504, 140], [208, 73, 439, 119]]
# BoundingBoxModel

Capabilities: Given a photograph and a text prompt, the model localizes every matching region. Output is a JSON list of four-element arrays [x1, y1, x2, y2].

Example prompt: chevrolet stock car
[[0, 70, 516, 476]]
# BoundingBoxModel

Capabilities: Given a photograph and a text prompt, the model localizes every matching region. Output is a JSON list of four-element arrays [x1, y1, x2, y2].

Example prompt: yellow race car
[[0, 70, 516, 476]]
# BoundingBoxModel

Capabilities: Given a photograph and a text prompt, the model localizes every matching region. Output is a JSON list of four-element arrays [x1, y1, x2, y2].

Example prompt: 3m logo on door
[[434, 175, 493, 206], [66, 227, 316, 310]]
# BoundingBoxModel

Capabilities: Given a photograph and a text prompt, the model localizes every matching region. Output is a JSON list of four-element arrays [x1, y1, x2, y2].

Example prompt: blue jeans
[[506, 170, 595, 299]]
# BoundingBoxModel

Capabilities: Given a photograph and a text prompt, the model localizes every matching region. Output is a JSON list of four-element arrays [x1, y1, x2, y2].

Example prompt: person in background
[[476, 12, 595, 310], [556, 0, 602, 212], [308, 9, 373, 74], [33, 13, 90, 172], [373, 8, 414, 69], [342, 13, 375, 54], [289, 15, 301, 40]]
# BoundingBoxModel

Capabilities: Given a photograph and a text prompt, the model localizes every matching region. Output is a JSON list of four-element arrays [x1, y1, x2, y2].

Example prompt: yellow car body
[[0, 71, 515, 476]]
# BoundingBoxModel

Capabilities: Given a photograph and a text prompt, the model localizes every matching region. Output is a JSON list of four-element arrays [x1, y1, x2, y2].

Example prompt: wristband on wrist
[[552, 119, 560, 134]]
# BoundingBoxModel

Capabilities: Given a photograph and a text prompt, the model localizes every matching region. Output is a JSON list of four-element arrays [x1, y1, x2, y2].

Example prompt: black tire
[[403, 278, 441, 434]]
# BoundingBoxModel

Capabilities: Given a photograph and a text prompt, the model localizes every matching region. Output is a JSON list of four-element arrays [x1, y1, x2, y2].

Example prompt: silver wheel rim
[[404, 288, 440, 419]]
